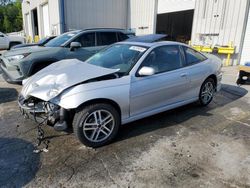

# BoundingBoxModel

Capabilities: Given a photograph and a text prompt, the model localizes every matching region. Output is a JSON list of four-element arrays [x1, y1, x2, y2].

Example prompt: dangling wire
[[32, 102, 51, 153]]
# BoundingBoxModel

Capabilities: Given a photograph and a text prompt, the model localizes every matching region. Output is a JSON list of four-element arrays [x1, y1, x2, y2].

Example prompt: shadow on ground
[[0, 138, 40, 187], [115, 84, 248, 143], [0, 87, 18, 104]]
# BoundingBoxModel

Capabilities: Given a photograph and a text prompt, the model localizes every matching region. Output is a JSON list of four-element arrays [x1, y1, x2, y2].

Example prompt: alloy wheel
[[82, 110, 115, 142], [201, 81, 214, 104]]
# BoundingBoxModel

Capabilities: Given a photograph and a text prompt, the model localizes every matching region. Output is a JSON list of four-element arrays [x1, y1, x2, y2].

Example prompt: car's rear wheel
[[73, 103, 120, 147], [199, 78, 215, 106]]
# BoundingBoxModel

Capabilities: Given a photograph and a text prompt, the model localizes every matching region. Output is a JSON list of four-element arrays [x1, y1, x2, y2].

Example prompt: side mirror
[[70, 42, 81, 51], [138, 66, 155, 77]]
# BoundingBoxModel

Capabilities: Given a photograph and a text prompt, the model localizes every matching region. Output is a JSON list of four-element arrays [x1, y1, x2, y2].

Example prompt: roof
[[125, 34, 167, 43], [68, 28, 134, 34], [118, 40, 188, 48]]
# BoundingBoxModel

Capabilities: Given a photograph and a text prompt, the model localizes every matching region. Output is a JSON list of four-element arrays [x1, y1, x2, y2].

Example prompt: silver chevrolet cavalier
[[19, 41, 222, 147]]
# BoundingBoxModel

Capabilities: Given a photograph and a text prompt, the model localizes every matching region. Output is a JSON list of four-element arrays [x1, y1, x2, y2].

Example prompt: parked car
[[11, 36, 56, 50], [18, 40, 222, 147], [0, 28, 134, 84], [0, 32, 25, 50]]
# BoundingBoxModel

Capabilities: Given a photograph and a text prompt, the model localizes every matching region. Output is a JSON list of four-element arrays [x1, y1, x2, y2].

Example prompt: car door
[[130, 45, 190, 116], [0, 33, 9, 50], [66, 32, 98, 61], [181, 46, 209, 98]]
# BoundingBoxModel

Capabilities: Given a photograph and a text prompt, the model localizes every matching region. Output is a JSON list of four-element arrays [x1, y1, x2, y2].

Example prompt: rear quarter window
[[97, 32, 117, 46], [184, 46, 207, 65], [117, 32, 129, 41]]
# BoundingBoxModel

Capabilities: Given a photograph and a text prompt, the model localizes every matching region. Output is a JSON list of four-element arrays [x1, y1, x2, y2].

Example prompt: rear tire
[[199, 78, 215, 106], [73, 103, 120, 148]]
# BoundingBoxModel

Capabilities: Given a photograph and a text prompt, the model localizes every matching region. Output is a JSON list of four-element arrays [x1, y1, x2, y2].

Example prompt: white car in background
[[0, 32, 25, 50]]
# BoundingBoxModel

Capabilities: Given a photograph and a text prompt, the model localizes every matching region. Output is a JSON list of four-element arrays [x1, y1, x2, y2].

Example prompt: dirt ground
[[0, 66, 250, 188]]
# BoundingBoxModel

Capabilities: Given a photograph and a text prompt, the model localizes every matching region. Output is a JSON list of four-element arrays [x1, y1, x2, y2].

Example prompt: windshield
[[44, 31, 80, 47], [86, 44, 148, 75]]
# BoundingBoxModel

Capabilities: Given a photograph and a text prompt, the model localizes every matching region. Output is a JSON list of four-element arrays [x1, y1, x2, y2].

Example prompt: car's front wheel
[[199, 78, 215, 106], [73, 103, 120, 148]]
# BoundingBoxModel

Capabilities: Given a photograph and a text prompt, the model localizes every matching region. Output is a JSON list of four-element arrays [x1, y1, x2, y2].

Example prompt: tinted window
[[97, 32, 117, 46], [117, 32, 129, 41], [74, 32, 95, 47], [140, 45, 183, 74], [184, 47, 207, 65]]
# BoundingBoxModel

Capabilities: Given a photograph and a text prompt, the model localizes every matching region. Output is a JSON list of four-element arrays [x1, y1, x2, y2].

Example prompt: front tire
[[199, 78, 215, 106], [73, 103, 120, 148]]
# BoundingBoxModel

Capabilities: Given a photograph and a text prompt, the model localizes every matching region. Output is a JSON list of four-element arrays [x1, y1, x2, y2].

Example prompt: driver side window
[[140, 45, 183, 74]]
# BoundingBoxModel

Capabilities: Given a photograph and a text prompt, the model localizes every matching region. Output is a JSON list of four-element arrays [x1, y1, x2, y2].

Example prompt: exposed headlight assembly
[[7, 53, 30, 63]]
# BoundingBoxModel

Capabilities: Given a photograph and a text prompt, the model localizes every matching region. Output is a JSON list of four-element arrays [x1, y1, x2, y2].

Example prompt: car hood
[[3, 46, 52, 57], [21, 59, 119, 101]]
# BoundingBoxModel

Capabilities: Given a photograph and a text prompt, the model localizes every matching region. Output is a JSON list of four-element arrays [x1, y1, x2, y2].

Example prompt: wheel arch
[[76, 98, 122, 117], [9, 41, 22, 49], [204, 74, 217, 87], [28, 59, 58, 76]]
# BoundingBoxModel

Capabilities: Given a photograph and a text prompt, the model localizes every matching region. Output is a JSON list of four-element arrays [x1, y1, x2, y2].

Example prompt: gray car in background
[[0, 28, 134, 84]]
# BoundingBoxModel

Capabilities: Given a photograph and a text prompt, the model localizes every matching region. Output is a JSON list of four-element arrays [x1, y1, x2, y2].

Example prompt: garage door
[[42, 3, 50, 37], [241, 9, 250, 65]]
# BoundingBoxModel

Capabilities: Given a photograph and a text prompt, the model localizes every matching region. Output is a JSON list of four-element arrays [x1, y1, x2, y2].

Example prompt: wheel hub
[[82, 109, 115, 142]]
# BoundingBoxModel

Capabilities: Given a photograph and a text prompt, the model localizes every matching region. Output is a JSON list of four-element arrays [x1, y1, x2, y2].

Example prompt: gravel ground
[[0, 66, 250, 188]]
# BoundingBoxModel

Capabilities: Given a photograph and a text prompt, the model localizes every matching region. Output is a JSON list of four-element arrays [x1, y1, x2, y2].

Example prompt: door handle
[[180, 73, 187, 77]]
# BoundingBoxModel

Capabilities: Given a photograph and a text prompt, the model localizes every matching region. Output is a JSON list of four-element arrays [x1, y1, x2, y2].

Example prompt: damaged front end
[[18, 94, 69, 131]]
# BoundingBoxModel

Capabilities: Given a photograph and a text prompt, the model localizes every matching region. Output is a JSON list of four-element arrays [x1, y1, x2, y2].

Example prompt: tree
[[0, 0, 23, 33]]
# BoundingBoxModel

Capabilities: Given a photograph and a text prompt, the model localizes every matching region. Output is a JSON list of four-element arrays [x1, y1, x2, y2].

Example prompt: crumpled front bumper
[[18, 95, 69, 131], [18, 95, 58, 124]]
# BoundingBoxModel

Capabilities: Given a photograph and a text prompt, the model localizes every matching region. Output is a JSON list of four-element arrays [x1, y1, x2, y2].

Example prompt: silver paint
[[20, 41, 222, 125]]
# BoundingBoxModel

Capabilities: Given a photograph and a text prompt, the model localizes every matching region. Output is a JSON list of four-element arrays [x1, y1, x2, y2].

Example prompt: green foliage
[[0, 0, 23, 33]]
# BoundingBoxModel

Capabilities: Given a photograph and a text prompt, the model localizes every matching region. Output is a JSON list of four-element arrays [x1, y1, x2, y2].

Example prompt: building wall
[[22, 0, 61, 40], [158, 0, 195, 14], [191, 0, 249, 65], [63, 0, 128, 31], [240, 4, 250, 65], [128, 0, 158, 35]]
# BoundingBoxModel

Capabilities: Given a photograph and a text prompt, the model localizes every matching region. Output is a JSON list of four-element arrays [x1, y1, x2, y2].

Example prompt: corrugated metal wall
[[240, 6, 250, 65], [64, 0, 128, 31], [128, 0, 158, 35], [158, 0, 195, 14], [191, 0, 248, 53], [22, 0, 61, 39]]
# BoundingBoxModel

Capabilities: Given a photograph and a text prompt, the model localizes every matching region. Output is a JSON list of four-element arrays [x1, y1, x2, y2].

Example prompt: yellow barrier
[[216, 42, 235, 66], [34, 35, 40, 43], [190, 41, 235, 66], [192, 45, 213, 53]]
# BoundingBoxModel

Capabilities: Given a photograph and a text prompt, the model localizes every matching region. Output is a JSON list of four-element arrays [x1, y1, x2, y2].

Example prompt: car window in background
[[86, 44, 148, 75], [184, 47, 207, 65], [74, 32, 95, 47], [117, 32, 129, 41], [97, 32, 117, 46], [141, 45, 183, 74], [44, 31, 80, 47], [37, 38, 47, 44]]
